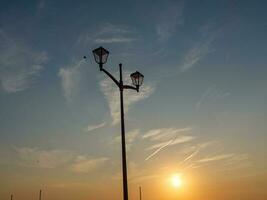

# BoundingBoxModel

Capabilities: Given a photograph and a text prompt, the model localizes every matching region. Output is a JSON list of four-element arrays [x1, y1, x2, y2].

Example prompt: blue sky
[[0, 0, 267, 199]]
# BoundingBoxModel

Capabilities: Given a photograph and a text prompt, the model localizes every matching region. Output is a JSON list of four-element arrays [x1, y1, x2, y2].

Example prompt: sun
[[171, 174, 182, 188]]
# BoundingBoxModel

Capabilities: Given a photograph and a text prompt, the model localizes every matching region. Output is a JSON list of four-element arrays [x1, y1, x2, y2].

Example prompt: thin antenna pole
[[39, 190, 42, 200], [139, 186, 142, 200]]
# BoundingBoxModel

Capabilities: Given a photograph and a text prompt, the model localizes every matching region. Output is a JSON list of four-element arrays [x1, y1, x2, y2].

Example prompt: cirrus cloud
[[0, 30, 48, 93], [100, 72, 155, 124]]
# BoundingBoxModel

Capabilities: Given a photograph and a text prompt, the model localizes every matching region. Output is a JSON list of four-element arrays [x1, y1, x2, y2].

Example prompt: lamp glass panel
[[131, 71, 144, 86], [92, 47, 109, 64], [138, 74, 144, 85], [131, 73, 137, 86], [101, 48, 109, 64]]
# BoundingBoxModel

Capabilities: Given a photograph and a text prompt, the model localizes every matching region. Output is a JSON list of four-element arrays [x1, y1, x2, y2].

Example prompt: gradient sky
[[1, 0, 267, 200]]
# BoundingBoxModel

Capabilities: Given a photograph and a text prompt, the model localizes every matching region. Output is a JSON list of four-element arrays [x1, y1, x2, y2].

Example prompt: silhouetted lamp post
[[92, 46, 144, 200]]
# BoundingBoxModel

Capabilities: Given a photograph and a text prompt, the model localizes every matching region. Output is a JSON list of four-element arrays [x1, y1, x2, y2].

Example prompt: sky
[[0, 0, 267, 199]]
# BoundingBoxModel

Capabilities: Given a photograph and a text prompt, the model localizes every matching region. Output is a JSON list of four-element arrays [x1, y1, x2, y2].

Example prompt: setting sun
[[171, 174, 183, 188], [1, 1, 267, 200]]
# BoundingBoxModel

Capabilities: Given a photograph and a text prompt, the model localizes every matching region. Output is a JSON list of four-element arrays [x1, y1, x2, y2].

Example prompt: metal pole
[[119, 63, 129, 200], [39, 190, 42, 200], [139, 186, 142, 200]]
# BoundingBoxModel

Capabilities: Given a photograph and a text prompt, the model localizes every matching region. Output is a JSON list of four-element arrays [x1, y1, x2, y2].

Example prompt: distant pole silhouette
[[39, 190, 42, 200], [92, 47, 144, 200], [139, 186, 142, 200], [10, 194, 13, 200]]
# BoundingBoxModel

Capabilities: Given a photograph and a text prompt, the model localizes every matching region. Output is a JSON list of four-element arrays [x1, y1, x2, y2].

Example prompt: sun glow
[[171, 174, 183, 188]]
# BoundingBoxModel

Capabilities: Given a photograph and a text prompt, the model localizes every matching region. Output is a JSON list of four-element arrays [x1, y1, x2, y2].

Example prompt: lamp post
[[139, 186, 142, 200], [39, 190, 42, 200], [92, 46, 144, 200]]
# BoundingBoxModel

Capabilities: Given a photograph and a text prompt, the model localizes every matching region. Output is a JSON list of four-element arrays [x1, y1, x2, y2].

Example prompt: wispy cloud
[[224, 154, 249, 165], [195, 86, 230, 110], [145, 140, 173, 161], [70, 156, 109, 173], [143, 127, 194, 160], [0, 30, 48, 93], [177, 141, 219, 170], [14, 146, 109, 173], [156, 1, 184, 42], [58, 59, 85, 102], [178, 147, 200, 166], [112, 129, 140, 151], [146, 136, 195, 151], [94, 37, 135, 44], [14, 147, 74, 168], [219, 154, 250, 171], [180, 23, 222, 72], [175, 140, 252, 174], [180, 38, 214, 72], [197, 153, 235, 163], [96, 23, 131, 35], [78, 23, 136, 45], [100, 73, 155, 124], [143, 127, 192, 141], [86, 122, 106, 132]]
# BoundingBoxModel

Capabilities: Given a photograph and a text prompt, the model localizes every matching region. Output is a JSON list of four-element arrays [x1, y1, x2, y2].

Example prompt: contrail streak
[[145, 140, 173, 161], [178, 147, 200, 167], [144, 132, 194, 161]]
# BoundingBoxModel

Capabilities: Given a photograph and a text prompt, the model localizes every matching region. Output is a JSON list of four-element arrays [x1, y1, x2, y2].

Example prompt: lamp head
[[92, 47, 109, 69], [130, 71, 144, 91]]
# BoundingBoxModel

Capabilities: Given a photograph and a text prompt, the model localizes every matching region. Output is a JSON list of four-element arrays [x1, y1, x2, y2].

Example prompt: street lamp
[[92, 46, 144, 200], [92, 46, 109, 69], [130, 71, 144, 92]]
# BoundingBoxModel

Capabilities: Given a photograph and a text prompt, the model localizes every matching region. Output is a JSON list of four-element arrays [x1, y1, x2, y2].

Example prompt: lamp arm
[[123, 85, 139, 92], [101, 68, 120, 88]]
